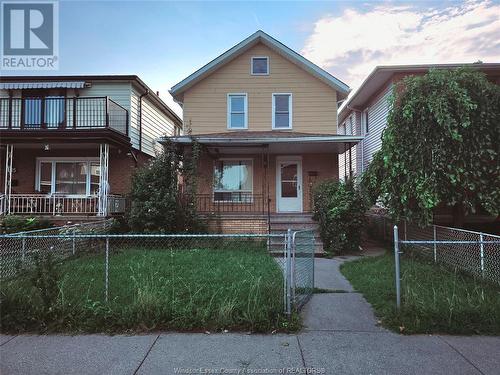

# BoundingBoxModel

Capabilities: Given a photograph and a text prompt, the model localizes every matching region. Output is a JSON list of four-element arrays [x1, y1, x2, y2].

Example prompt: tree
[[372, 67, 500, 226], [127, 140, 205, 233], [127, 144, 181, 232]]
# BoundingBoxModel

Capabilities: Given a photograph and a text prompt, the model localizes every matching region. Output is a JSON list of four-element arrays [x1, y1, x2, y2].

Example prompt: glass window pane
[[281, 163, 297, 181], [39, 162, 52, 193], [252, 58, 268, 74], [281, 181, 297, 198], [275, 113, 290, 128], [44, 96, 65, 128], [230, 96, 245, 112], [230, 113, 245, 128], [275, 95, 289, 112], [90, 162, 100, 194], [214, 160, 252, 199], [55, 162, 87, 195]]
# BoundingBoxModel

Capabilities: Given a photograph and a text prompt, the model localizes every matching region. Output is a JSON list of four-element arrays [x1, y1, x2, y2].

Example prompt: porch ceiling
[[162, 132, 362, 154]]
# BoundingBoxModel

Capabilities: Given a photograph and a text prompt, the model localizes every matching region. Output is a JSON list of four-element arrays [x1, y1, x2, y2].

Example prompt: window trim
[[35, 157, 100, 197], [363, 110, 369, 134], [250, 56, 269, 75], [272, 93, 293, 130], [213, 158, 254, 203], [227, 93, 248, 130]]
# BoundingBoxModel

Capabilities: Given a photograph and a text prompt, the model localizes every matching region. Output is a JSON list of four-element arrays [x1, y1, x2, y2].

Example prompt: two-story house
[[165, 31, 362, 238], [0, 75, 181, 219], [338, 63, 500, 180]]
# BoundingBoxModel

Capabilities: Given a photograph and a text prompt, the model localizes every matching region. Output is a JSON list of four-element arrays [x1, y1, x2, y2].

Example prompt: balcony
[[0, 97, 128, 136]]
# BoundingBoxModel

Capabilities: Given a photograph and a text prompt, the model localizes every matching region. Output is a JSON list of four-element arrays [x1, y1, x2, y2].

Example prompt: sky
[[2, 0, 499, 116]]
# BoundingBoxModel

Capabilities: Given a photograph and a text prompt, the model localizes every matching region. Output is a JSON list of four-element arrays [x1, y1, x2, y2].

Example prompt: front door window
[[277, 159, 302, 212]]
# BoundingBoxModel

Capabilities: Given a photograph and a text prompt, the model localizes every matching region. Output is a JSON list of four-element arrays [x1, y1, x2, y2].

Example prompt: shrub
[[312, 179, 366, 255], [127, 141, 205, 233], [0, 216, 53, 234]]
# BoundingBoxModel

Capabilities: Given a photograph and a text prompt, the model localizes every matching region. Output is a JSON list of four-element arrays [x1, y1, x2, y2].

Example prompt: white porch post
[[4, 145, 13, 214], [98, 143, 109, 216]]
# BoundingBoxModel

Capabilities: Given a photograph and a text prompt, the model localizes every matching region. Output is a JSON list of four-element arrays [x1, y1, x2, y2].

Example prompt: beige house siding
[[183, 43, 338, 134]]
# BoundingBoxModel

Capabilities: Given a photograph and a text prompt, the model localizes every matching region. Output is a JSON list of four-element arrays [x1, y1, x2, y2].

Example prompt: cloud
[[301, 0, 500, 90]]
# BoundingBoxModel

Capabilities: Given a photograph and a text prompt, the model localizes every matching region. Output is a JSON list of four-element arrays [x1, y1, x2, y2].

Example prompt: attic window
[[251, 57, 269, 75]]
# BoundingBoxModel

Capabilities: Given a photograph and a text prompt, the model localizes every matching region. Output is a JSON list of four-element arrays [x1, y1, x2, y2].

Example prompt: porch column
[[98, 143, 110, 216], [3, 144, 13, 214]]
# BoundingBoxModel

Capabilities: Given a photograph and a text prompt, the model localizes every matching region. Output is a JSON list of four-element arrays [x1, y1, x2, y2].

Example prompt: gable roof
[[338, 63, 500, 124], [170, 30, 350, 102]]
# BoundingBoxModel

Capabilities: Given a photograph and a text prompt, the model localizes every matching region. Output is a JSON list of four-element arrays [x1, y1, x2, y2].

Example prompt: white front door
[[276, 157, 302, 212]]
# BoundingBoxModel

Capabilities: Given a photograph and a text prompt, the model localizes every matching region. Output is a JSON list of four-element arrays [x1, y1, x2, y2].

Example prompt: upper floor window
[[272, 93, 292, 129], [251, 57, 269, 75], [227, 93, 248, 129]]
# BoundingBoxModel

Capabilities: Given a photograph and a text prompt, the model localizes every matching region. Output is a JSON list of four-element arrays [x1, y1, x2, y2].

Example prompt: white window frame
[[35, 157, 100, 197], [272, 93, 293, 130], [213, 158, 254, 203], [227, 93, 248, 130], [363, 110, 369, 135], [250, 56, 269, 75]]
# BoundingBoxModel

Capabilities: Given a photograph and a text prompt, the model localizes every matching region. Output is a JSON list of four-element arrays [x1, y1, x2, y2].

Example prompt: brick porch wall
[[196, 151, 339, 214]]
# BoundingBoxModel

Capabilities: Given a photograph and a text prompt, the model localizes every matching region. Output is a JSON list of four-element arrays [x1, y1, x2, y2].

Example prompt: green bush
[[312, 180, 366, 255], [0, 216, 53, 234], [127, 141, 205, 233]]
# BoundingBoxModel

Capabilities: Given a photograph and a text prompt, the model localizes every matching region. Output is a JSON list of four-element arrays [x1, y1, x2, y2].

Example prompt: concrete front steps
[[269, 213, 324, 255]]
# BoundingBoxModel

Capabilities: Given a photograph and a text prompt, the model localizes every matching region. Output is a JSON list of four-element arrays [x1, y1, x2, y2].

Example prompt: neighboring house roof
[[338, 62, 500, 124], [0, 74, 182, 127], [170, 30, 350, 102]]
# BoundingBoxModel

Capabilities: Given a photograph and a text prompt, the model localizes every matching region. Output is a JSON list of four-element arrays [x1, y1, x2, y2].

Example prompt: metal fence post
[[285, 228, 292, 317], [105, 237, 109, 303], [72, 228, 76, 256], [393, 225, 401, 310], [480, 233, 484, 276], [21, 237, 26, 263], [433, 225, 437, 263]]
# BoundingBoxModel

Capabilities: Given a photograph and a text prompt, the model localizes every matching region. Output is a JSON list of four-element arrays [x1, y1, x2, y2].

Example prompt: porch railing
[[0, 97, 128, 136], [192, 193, 267, 214], [4, 194, 126, 216]]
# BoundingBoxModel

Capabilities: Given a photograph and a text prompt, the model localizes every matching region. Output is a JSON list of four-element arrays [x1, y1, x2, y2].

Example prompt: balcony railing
[[0, 97, 128, 136], [3, 194, 126, 216], [190, 193, 267, 214]]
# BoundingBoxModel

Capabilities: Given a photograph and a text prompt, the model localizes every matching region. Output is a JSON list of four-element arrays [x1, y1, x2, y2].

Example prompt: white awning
[[0, 81, 86, 89]]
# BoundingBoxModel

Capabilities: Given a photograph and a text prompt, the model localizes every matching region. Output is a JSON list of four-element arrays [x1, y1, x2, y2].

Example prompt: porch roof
[[161, 131, 363, 154]]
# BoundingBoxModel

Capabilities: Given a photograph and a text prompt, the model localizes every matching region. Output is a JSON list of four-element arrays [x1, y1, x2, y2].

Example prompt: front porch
[[170, 131, 362, 236], [1, 142, 132, 217]]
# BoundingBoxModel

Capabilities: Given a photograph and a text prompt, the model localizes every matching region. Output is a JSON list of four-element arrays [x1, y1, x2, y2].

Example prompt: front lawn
[[1, 246, 294, 333], [340, 254, 500, 335]]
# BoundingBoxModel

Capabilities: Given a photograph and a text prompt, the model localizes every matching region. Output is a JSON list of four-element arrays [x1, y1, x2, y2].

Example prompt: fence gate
[[284, 229, 315, 316]]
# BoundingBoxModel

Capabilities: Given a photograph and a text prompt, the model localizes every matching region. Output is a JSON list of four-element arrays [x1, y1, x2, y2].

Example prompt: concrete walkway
[[1, 258, 499, 375]]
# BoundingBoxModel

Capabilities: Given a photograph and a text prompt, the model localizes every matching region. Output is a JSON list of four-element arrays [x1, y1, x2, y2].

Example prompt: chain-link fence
[[392, 225, 500, 308], [0, 229, 314, 322], [0, 220, 112, 279]]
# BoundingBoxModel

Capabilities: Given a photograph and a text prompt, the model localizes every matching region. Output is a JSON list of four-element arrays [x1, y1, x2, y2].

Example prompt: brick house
[[0, 75, 181, 219], [166, 31, 361, 238]]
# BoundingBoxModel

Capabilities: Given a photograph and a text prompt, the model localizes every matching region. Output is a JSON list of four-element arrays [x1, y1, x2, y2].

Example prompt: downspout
[[138, 89, 149, 152]]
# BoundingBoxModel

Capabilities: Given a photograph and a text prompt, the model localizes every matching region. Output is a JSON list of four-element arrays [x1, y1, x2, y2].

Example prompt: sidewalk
[[1, 258, 499, 375]]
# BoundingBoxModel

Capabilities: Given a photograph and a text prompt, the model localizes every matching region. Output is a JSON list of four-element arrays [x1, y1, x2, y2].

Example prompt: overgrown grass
[[1, 246, 297, 334], [340, 254, 500, 335]]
